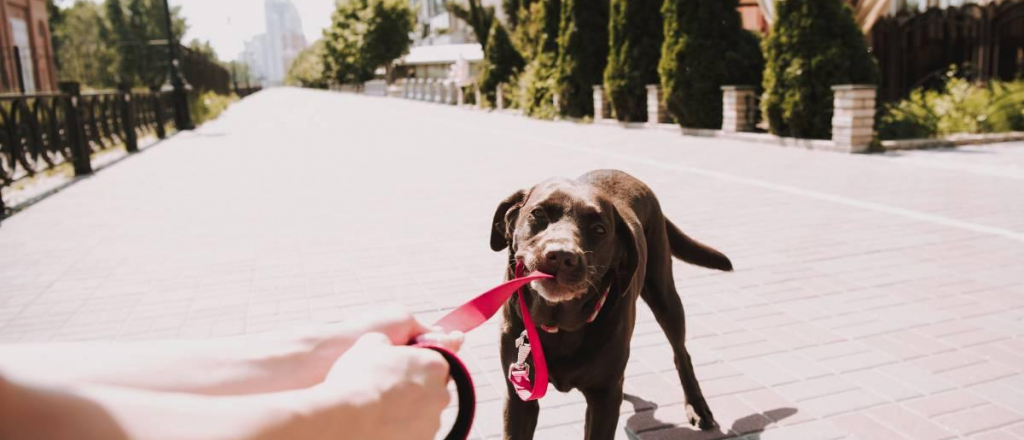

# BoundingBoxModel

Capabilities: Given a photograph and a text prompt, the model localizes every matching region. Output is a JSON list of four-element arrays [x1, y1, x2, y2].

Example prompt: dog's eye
[[592, 224, 607, 235], [531, 208, 546, 219]]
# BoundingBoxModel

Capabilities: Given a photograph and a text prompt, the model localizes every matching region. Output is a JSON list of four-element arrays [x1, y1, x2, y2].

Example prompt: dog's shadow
[[623, 394, 797, 440]]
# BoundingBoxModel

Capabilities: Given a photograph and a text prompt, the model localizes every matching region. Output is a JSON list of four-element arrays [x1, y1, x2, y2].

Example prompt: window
[[9, 18, 36, 93]]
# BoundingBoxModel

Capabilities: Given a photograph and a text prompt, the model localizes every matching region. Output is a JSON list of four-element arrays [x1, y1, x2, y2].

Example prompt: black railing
[[0, 82, 181, 216]]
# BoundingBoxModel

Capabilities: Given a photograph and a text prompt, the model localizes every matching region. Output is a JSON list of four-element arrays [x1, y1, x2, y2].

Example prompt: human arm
[[0, 332, 455, 440], [0, 309, 461, 396]]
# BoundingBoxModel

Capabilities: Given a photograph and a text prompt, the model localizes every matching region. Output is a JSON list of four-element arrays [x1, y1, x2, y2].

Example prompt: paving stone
[[2, 89, 1024, 439]]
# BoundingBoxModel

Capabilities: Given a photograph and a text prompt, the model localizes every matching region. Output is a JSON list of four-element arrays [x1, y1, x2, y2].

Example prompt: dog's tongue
[[540, 324, 559, 333]]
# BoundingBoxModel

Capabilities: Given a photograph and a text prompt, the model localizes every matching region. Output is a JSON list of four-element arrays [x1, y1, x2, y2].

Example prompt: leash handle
[[412, 343, 475, 440]]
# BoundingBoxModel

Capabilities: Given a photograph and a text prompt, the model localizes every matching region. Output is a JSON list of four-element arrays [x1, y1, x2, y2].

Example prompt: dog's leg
[[640, 249, 717, 429], [581, 380, 624, 440], [503, 392, 540, 440]]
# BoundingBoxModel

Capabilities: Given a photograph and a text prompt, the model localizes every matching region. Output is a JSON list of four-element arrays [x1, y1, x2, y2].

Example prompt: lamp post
[[162, 0, 194, 130]]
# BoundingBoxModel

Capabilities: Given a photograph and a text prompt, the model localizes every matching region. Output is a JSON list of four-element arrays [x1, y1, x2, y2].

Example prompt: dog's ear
[[490, 189, 527, 252], [613, 201, 647, 298]]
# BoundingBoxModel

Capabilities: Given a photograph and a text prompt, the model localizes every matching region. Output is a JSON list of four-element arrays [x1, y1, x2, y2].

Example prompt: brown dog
[[490, 170, 733, 440]]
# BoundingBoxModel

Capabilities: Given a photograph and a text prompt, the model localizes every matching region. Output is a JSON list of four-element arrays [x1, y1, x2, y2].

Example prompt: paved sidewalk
[[2, 88, 1023, 439]]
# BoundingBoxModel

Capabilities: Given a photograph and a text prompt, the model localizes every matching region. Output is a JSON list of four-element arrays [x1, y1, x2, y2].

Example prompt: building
[[397, 0, 500, 81], [0, 0, 56, 93], [242, 0, 307, 87]]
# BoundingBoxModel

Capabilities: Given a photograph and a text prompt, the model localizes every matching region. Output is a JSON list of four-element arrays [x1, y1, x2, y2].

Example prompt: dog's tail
[[665, 219, 733, 272]]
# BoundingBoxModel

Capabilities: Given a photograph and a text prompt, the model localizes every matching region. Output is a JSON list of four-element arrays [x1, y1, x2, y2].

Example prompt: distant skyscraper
[[242, 0, 307, 87]]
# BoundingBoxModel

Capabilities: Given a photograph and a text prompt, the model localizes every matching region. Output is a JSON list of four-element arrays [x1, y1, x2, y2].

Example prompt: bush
[[761, 0, 879, 139], [480, 21, 525, 103], [190, 91, 238, 125], [878, 72, 1024, 140], [659, 0, 763, 129], [555, 0, 609, 118], [604, 0, 662, 122]]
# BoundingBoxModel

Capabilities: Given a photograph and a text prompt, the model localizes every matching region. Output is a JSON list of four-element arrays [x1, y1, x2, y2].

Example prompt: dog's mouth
[[527, 270, 612, 333]]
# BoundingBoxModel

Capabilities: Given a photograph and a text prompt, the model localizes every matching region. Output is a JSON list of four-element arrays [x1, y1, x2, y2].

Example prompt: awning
[[399, 43, 484, 66]]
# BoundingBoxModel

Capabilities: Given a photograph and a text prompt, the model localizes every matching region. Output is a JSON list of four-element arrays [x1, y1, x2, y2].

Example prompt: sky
[[55, 0, 337, 61], [173, 0, 336, 61]]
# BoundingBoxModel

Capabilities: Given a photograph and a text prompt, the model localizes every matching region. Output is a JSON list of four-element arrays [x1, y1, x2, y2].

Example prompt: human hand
[[313, 332, 456, 440]]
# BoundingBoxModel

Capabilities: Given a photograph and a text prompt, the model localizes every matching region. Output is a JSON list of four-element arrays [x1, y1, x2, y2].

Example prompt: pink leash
[[411, 262, 553, 440]]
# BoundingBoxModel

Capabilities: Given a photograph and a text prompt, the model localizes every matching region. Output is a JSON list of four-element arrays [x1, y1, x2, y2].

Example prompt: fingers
[[414, 330, 464, 353]]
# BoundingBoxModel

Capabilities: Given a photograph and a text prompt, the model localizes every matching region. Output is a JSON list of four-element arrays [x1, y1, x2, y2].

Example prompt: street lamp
[[162, 0, 194, 130]]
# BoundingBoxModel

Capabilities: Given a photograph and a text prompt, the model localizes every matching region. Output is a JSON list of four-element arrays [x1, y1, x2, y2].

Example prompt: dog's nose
[[545, 249, 580, 269]]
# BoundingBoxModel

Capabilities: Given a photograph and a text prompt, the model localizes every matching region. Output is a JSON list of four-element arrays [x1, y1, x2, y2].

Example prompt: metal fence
[[1, 82, 184, 216]]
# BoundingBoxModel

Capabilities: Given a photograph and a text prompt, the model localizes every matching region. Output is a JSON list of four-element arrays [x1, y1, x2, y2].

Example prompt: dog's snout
[[546, 249, 580, 268]]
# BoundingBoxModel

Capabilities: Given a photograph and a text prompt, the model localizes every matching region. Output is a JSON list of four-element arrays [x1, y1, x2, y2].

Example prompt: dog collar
[[538, 287, 610, 333]]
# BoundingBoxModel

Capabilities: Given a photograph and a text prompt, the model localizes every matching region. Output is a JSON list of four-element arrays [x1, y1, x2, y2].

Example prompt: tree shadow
[[622, 394, 797, 440]]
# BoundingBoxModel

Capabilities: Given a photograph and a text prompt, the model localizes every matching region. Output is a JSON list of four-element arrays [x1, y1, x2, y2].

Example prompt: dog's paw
[[686, 403, 718, 430]]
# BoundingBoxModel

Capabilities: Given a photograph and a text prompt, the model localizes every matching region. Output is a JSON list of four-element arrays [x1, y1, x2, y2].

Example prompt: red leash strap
[[413, 262, 553, 440]]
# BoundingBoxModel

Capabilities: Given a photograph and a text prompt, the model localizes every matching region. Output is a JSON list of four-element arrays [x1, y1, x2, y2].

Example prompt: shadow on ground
[[622, 394, 797, 440]]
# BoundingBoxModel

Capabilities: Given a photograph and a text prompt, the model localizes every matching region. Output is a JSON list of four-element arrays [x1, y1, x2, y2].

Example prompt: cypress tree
[[761, 0, 880, 139], [555, 0, 609, 118], [519, 0, 561, 118], [604, 0, 663, 122], [659, 0, 763, 129], [480, 21, 525, 102]]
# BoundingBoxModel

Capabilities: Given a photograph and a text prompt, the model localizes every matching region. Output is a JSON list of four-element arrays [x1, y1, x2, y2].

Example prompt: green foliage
[[761, 0, 879, 139], [659, 0, 763, 129], [878, 72, 1024, 140], [286, 40, 330, 88], [479, 21, 525, 102], [190, 91, 238, 126], [555, 0, 609, 118], [51, 1, 120, 88], [447, 0, 495, 49], [604, 0, 662, 121], [516, 0, 560, 118], [50, 0, 194, 89], [323, 0, 414, 84]]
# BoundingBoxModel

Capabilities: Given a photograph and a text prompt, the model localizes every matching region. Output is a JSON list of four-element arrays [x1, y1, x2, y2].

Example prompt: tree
[[479, 20, 525, 102], [52, 0, 120, 89], [323, 0, 413, 84], [761, 0, 880, 139], [604, 0, 662, 121], [659, 0, 763, 129], [287, 40, 329, 88], [555, 0, 609, 118], [518, 0, 560, 118]]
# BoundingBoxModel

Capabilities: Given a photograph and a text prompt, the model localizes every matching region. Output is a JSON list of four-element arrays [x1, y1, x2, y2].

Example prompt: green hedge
[[555, 0, 609, 118], [659, 0, 762, 129], [761, 0, 879, 139], [604, 0, 662, 122]]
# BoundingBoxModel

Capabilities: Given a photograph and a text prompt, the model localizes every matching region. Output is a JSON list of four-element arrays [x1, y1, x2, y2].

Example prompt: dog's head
[[490, 178, 646, 332]]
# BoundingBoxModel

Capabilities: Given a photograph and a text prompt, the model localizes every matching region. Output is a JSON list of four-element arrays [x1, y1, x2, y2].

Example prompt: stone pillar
[[402, 79, 409, 98], [646, 84, 667, 125], [474, 84, 482, 109], [496, 84, 504, 110], [593, 85, 605, 122], [832, 85, 876, 153], [417, 79, 426, 100], [721, 86, 757, 132], [447, 82, 457, 105]]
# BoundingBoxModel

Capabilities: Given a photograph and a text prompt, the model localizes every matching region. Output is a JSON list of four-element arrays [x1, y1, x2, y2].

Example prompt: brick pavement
[[1, 88, 1023, 439]]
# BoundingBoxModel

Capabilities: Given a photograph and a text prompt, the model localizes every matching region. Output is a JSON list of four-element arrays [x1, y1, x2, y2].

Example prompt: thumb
[[350, 332, 393, 350]]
